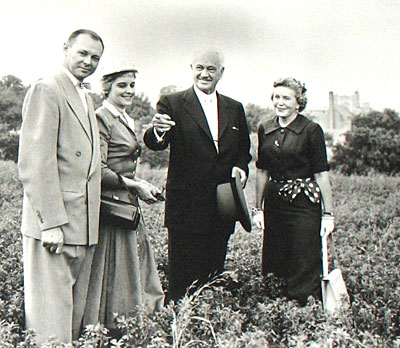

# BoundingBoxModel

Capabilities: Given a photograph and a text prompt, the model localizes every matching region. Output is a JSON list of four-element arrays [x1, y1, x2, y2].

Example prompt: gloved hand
[[252, 210, 264, 230], [320, 215, 335, 237]]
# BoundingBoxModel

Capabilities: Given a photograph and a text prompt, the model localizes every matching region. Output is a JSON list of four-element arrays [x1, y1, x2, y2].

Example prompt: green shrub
[[332, 109, 400, 175], [139, 143, 170, 168], [0, 130, 19, 162], [0, 161, 24, 346]]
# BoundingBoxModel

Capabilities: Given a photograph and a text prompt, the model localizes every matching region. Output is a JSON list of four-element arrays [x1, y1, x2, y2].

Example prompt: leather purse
[[321, 233, 350, 314], [100, 192, 140, 230]]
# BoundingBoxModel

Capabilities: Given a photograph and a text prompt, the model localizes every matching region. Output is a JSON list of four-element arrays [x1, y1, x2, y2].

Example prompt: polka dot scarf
[[273, 177, 321, 204]]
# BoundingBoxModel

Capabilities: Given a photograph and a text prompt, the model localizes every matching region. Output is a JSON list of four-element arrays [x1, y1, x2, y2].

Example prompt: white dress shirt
[[193, 85, 219, 152], [62, 68, 89, 114]]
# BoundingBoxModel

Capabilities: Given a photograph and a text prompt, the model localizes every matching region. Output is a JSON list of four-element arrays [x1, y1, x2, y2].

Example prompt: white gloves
[[320, 215, 335, 237], [252, 210, 264, 230]]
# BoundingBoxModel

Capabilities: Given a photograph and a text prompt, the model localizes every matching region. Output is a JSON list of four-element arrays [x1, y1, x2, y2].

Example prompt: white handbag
[[321, 233, 350, 314]]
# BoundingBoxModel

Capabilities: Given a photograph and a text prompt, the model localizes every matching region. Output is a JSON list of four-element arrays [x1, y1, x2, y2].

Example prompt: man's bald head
[[191, 49, 225, 94], [191, 49, 225, 68]]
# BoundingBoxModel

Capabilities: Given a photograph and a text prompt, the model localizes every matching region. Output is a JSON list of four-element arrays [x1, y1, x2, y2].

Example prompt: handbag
[[321, 233, 350, 314], [100, 191, 140, 230]]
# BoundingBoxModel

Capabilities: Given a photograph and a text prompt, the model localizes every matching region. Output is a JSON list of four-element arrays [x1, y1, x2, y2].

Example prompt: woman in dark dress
[[253, 78, 335, 305], [83, 65, 164, 331]]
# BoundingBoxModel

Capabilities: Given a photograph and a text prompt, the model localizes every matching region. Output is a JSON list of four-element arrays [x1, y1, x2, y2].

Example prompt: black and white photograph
[[0, 0, 398, 346]]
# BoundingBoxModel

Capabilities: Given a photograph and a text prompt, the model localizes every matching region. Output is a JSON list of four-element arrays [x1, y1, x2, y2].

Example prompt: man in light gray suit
[[18, 29, 104, 344]]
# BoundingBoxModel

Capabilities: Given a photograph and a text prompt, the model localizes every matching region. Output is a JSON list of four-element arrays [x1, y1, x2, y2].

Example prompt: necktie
[[78, 82, 91, 90]]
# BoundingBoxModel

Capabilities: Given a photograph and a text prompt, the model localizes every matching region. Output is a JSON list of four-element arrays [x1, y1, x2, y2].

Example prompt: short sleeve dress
[[256, 114, 329, 305], [83, 103, 164, 329]]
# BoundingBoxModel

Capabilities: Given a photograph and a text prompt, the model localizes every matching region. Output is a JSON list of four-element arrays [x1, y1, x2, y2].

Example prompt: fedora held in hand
[[216, 170, 252, 232], [321, 233, 350, 314]]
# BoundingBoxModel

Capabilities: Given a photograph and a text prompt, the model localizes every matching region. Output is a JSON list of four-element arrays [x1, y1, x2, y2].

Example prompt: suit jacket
[[18, 71, 101, 246], [144, 86, 251, 230], [96, 104, 141, 205]]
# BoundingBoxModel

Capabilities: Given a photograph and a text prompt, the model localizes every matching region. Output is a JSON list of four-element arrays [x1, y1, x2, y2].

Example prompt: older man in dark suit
[[18, 29, 103, 344], [144, 49, 251, 302]]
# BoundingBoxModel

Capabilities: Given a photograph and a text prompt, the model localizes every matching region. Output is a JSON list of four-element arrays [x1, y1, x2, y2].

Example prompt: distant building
[[305, 91, 371, 142]]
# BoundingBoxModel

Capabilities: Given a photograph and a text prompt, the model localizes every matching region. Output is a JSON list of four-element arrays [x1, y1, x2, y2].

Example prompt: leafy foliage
[[0, 76, 27, 124], [0, 128, 19, 162], [332, 109, 400, 175], [0, 161, 24, 346], [245, 103, 274, 133], [159, 85, 180, 97], [1, 160, 399, 347], [0, 75, 28, 162], [139, 145, 170, 169]]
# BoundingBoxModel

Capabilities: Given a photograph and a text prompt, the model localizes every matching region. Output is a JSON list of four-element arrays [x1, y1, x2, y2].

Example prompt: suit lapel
[[118, 115, 136, 136], [57, 72, 93, 144], [103, 103, 137, 137], [87, 95, 99, 177], [217, 93, 230, 141], [183, 87, 214, 142]]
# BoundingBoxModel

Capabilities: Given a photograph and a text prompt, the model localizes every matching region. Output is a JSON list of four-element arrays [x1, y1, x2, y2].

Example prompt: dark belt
[[269, 177, 321, 204]]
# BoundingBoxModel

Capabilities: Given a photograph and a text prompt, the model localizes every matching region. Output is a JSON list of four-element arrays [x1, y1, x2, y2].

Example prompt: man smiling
[[18, 29, 104, 344], [144, 49, 251, 302]]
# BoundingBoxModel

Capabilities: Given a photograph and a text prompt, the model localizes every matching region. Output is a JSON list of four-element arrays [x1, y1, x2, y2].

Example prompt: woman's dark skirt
[[262, 180, 322, 305]]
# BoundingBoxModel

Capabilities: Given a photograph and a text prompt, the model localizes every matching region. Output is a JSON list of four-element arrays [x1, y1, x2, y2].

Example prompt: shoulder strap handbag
[[100, 177, 140, 230], [321, 233, 350, 314]]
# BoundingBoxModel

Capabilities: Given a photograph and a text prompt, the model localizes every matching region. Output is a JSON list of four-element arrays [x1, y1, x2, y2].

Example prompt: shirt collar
[[102, 100, 134, 128], [103, 100, 125, 118], [62, 67, 83, 88], [193, 85, 217, 103], [263, 114, 310, 135]]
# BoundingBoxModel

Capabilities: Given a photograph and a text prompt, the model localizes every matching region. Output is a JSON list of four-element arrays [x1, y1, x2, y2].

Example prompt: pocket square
[[232, 126, 239, 131]]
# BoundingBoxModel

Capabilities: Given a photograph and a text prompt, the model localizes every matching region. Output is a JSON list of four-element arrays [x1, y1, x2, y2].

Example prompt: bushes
[[0, 161, 24, 346], [0, 76, 27, 162], [0, 160, 399, 347], [139, 143, 170, 169], [245, 103, 274, 133], [0, 130, 19, 162], [333, 109, 400, 175]]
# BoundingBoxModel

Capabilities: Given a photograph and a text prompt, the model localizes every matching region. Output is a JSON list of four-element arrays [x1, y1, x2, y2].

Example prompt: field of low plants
[[0, 159, 399, 347]]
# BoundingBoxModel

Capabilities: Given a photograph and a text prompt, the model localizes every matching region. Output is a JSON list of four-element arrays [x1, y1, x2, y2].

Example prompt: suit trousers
[[23, 236, 95, 345], [167, 220, 234, 303]]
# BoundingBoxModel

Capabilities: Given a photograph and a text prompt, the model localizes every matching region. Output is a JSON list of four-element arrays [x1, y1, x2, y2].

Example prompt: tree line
[[0, 75, 399, 175]]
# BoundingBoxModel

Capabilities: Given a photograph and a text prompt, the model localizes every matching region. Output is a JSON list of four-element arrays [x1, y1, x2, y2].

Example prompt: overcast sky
[[2, 0, 399, 111]]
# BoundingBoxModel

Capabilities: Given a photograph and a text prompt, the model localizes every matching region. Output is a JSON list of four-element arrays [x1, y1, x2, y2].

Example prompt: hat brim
[[102, 68, 138, 79], [216, 171, 252, 232]]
